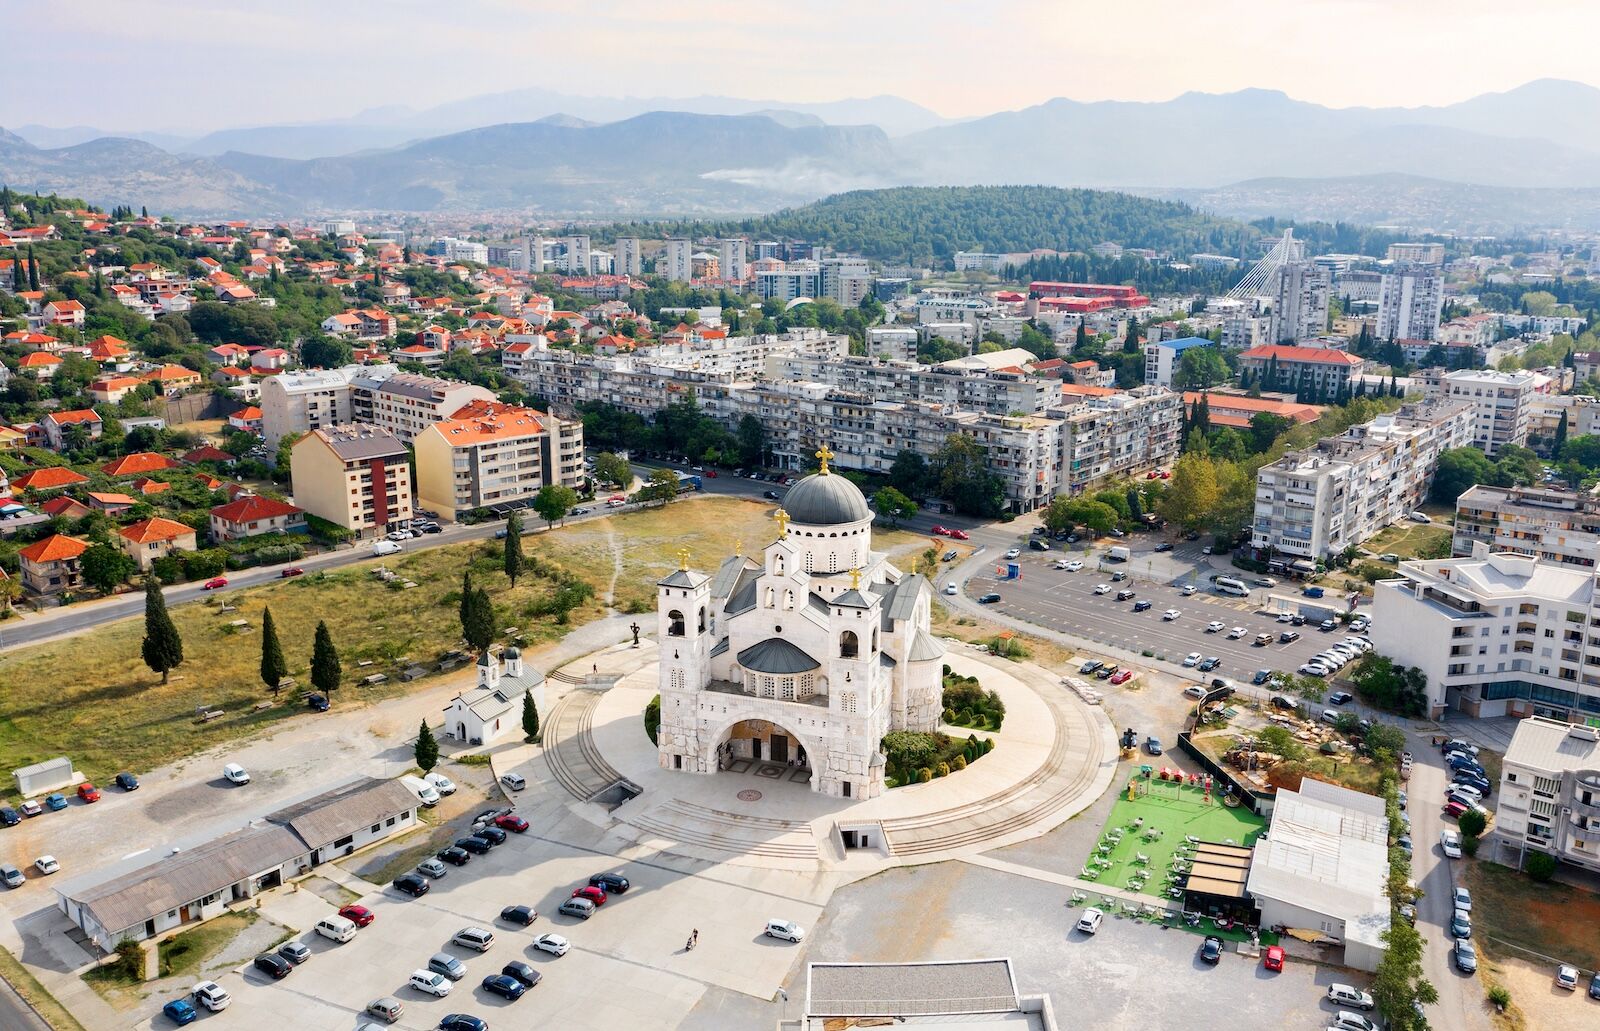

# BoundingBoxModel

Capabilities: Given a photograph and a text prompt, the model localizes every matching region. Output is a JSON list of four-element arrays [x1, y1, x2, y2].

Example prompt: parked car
[[1183, 652, 1202, 667], [420, 771, 457, 795], [456, 837, 493, 855], [558, 897, 596, 920], [19, 800, 41, 817], [408, 969, 452, 997], [481, 974, 526, 1001], [278, 940, 310, 965], [500, 905, 538, 926], [254, 953, 292, 980], [44, 794, 66, 811], [1183, 685, 1207, 700], [1269, 694, 1297, 710], [1326, 984, 1375, 1010], [1328, 691, 1353, 705], [590, 873, 630, 894], [1064, 560, 1083, 571], [765, 919, 806, 942], [1075, 907, 1104, 934], [1154, 542, 1175, 553], [531, 932, 570, 956], [1145, 737, 1163, 756], [162, 999, 198, 1025], [365, 996, 405, 1023], [495, 813, 529, 833], [1079, 659, 1102, 674], [452, 927, 495, 952], [191, 981, 231, 1011], [0, 807, 18, 827], [1453, 939, 1478, 973], [393, 873, 430, 897], [0, 865, 23, 888], [1197, 657, 1221, 672], [1199, 936, 1223, 964], [428, 952, 468, 980], [1439, 831, 1462, 859], [1262, 945, 1285, 971], [114, 772, 139, 791], [438, 1016, 488, 1031], [474, 826, 507, 847], [1451, 911, 1472, 939], [1109, 669, 1134, 685], [438, 846, 471, 866], [1452, 886, 1472, 912], [501, 961, 541, 990], [1095, 664, 1119, 680], [501, 772, 527, 791], [571, 885, 607, 906], [34, 856, 58, 875], [222, 763, 250, 785], [307, 693, 330, 712], [339, 905, 375, 927], [978, 593, 1002, 604], [1555, 964, 1579, 990]]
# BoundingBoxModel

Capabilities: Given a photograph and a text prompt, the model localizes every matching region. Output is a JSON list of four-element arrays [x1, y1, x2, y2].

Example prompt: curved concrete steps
[[543, 691, 630, 802]]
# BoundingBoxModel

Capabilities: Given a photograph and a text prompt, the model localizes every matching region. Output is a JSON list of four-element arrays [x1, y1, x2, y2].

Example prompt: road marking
[[121, 848, 150, 860]]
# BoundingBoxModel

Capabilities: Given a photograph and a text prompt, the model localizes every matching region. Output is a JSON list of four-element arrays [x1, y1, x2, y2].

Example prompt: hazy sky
[[9, 0, 1600, 129]]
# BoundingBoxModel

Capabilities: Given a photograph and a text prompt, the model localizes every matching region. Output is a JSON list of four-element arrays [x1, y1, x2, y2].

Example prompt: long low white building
[[1371, 545, 1600, 722]]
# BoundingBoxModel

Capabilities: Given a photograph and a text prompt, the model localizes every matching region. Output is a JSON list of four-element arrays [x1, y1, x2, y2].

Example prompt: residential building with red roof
[[18, 534, 89, 595], [118, 517, 198, 570], [414, 401, 583, 520], [17, 352, 62, 380], [38, 496, 92, 519], [43, 299, 86, 328], [41, 409, 103, 449], [141, 364, 203, 393], [209, 495, 307, 542], [1236, 344, 1368, 397], [1180, 391, 1324, 430], [103, 452, 181, 477], [85, 492, 137, 514], [183, 445, 236, 465], [228, 407, 263, 435], [128, 477, 172, 496], [13, 466, 90, 492], [89, 375, 144, 404], [86, 335, 131, 363]]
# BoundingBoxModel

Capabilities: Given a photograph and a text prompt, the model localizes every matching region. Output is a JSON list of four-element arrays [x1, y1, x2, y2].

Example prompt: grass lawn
[[1364, 519, 1452, 560], [158, 910, 257, 979], [1462, 860, 1600, 970], [1082, 778, 1267, 899], [0, 496, 932, 790]]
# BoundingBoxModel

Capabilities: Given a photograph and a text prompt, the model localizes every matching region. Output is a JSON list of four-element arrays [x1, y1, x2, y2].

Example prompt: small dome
[[505, 646, 520, 659], [782, 471, 870, 525]]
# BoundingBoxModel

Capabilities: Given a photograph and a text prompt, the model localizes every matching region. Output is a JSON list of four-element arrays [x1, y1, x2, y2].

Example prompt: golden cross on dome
[[815, 443, 834, 474], [849, 567, 862, 590], [734, 539, 743, 557], [676, 547, 691, 571], [774, 508, 790, 535]]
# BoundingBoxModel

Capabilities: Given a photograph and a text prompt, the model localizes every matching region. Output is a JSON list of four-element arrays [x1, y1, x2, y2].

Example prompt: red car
[[77, 783, 100, 803], [570, 885, 607, 906], [948, 529, 970, 541], [704, 469, 717, 478], [1109, 669, 1133, 685], [930, 525, 950, 537], [202, 577, 229, 590], [280, 567, 305, 578], [494, 814, 529, 833], [1262, 945, 1285, 971], [1159, 471, 1172, 479], [1147, 470, 1160, 479], [337, 905, 374, 927], [1443, 801, 1468, 819]]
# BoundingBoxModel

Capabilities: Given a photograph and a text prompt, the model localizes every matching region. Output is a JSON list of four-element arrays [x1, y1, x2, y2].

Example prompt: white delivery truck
[[1107, 546, 1131, 563]]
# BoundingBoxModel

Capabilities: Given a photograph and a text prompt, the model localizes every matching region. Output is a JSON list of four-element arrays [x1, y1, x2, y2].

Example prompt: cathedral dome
[[782, 470, 871, 525]]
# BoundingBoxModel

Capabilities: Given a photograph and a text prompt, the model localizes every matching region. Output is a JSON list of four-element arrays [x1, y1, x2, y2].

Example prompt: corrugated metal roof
[[276, 779, 419, 850]]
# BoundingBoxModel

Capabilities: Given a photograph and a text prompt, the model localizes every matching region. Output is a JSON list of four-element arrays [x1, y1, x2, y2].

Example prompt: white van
[[315, 915, 357, 943], [399, 775, 440, 807], [1213, 577, 1250, 597], [372, 539, 402, 557]]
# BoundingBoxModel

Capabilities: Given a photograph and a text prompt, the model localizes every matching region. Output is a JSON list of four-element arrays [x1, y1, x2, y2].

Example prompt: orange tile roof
[[39, 496, 91, 518], [231, 406, 263, 420], [46, 409, 102, 426], [102, 452, 180, 477], [13, 467, 89, 491], [1060, 383, 1121, 398], [118, 517, 195, 544], [19, 534, 89, 563], [211, 495, 303, 523], [1238, 344, 1364, 366], [129, 477, 172, 495], [434, 402, 545, 445], [87, 492, 137, 506], [18, 353, 62, 368]]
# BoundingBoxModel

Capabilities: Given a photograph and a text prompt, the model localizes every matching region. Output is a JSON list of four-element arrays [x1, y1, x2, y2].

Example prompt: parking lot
[[959, 542, 1362, 687], [128, 797, 823, 1030]]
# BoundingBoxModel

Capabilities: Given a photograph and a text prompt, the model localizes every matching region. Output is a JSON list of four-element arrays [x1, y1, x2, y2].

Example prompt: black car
[[1095, 664, 1119, 680], [1132, 600, 1153, 612], [1269, 695, 1297, 711], [500, 905, 538, 926], [419, 522, 443, 534], [1197, 657, 1221, 672], [589, 873, 630, 894], [1279, 630, 1300, 643], [393, 873, 430, 897], [501, 961, 541, 989], [307, 693, 330, 712], [1109, 571, 1128, 582], [1328, 691, 1353, 705], [438, 846, 472, 865], [474, 826, 507, 847], [979, 593, 1001, 604], [1079, 659, 1102, 674], [114, 772, 139, 791], [762, 490, 780, 500], [1251, 670, 1272, 685], [439, 1015, 488, 1031], [0, 807, 18, 827], [1115, 589, 1135, 601], [253, 953, 292, 980], [1154, 542, 1175, 553], [474, 807, 513, 826], [456, 837, 493, 855], [1200, 936, 1223, 964], [481, 973, 526, 1001]]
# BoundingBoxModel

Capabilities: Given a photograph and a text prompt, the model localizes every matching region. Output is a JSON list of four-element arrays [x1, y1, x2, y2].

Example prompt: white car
[[222, 763, 250, 785], [1004, 548, 1022, 560], [500, 772, 526, 791], [1162, 609, 1181, 621], [1447, 784, 1484, 804], [1205, 620, 1225, 633], [1408, 511, 1432, 523], [192, 981, 232, 1011], [944, 583, 958, 595], [1075, 907, 1104, 934], [34, 856, 58, 876], [1439, 831, 1462, 859], [1227, 626, 1247, 639], [1298, 663, 1328, 677], [1183, 684, 1207, 699], [424, 772, 457, 796], [765, 919, 805, 942], [531, 933, 570, 957], [1064, 560, 1083, 572], [1183, 652, 1202, 667], [1326, 984, 1375, 1011], [1093, 583, 1111, 595], [1180, 584, 1197, 596], [408, 969, 452, 997], [1052, 559, 1071, 570], [1452, 887, 1472, 912], [386, 529, 414, 541]]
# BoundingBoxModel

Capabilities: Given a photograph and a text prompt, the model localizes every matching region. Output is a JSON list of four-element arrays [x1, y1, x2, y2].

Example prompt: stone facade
[[654, 463, 943, 799]]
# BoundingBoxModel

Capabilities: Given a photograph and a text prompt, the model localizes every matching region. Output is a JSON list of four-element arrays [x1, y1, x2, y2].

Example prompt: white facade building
[[1495, 716, 1600, 875], [654, 459, 943, 800], [718, 238, 748, 282], [1443, 369, 1537, 456], [1376, 264, 1443, 342], [560, 235, 591, 275], [615, 237, 642, 277], [663, 239, 693, 282], [1271, 261, 1332, 344], [443, 648, 544, 746]]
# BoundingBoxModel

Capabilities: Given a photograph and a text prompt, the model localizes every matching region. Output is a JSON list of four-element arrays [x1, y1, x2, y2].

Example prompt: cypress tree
[[522, 689, 540, 743], [140, 578, 183, 683], [1554, 409, 1569, 459], [310, 620, 341, 697], [260, 605, 288, 695], [414, 720, 439, 772], [459, 571, 474, 638], [26, 246, 38, 290], [504, 511, 524, 586], [465, 588, 495, 652]]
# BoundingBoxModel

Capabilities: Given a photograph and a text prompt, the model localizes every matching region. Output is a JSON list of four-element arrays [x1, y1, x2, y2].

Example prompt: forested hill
[[602, 185, 1255, 265]]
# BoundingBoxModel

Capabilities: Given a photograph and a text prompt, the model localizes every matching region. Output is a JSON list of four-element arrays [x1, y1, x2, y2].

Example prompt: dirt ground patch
[[1488, 955, 1596, 1031], [1464, 860, 1600, 972], [342, 771, 490, 884], [1364, 520, 1452, 560]]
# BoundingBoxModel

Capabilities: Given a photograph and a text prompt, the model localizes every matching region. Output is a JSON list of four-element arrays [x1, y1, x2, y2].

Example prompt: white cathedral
[[654, 449, 945, 799]]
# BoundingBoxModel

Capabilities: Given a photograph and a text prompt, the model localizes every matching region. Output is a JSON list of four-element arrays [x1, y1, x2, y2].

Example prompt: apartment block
[[289, 425, 413, 536], [260, 365, 496, 448], [663, 239, 692, 282], [1236, 344, 1366, 397], [1453, 484, 1600, 568], [1495, 716, 1600, 875], [1142, 337, 1213, 388], [365, 373, 497, 443], [1054, 387, 1183, 496], [1385, 242, 1445, 265], [1251, 398, 1474, 559], [415, 402, 583, 521], [1270, 261, 1332, 344], [1376, 263, 1443, 342], [1442, 369, 1537, 456], [1370, 547, 1600, 722], [717, 238, 747, 282], [615, 237, 642, 277], [770, 354, 1049, 416]]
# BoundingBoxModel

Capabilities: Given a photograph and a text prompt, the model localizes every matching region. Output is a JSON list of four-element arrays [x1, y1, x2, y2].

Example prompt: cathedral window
[[784, 590, 794, 610], [828, 551, 838, 572], [698, 606, 706, 633], [762, 675, 777, 698], [842, 692, 858, 714], [782, 678, 796, 700], [799, 673, 815, 699], [667, 610, 685, 637], [670, 669, 685, 691], [872, 628, 879, 652], [765, 587, 775, 608], [840, 630, 859, 659]]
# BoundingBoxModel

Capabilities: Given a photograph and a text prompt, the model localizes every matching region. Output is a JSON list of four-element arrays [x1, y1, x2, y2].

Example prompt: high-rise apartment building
[[1376, 264, 1443, 341], [1271, 261, 1332, 343], [663, 239, 693, 282]]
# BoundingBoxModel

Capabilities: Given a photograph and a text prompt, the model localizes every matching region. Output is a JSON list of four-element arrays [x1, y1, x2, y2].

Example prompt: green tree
[[414, 720, 439, 772], [459, 571, 475, 637], [1525, 851, 1556, 882], [1430, 447, 1495, 504], [736, 414, 768, 467], [532, 483, 578, 528], [1457, 809, 1487, 839], [872, 486, 917, 526], [463, 587, 495, 652], [503, 511, 525, 585], [888, 449, 929, 495], [1158, 451, 1220, 530], [222, 431, 258, 457], [310, 620, 341, 698], [260, 605, 288, 695], [1247, 412, 1293, 453], [593, 451, 632, 488], [522, 689, 540, 743], [641, 467, 681, 506], [80, 542, 135, 595], [140, 577, 183, 683], [1553, 409, 1569, 458], [1172, 346, 1230, 389], [933, 433, 1006, 517], [298, 333, 353, 369]]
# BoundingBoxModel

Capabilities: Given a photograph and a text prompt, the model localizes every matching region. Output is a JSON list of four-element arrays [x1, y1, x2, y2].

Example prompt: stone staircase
[[543, 690, 634, 803], [625, 799, 819, 860]]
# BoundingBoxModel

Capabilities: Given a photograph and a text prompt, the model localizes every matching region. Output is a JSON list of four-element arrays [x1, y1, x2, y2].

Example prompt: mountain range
[[5, 80, 1600, 226]]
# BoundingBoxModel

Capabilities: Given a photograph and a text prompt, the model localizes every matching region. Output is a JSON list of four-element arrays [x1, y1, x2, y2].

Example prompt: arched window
[[667, 610, 685, 637], [872, 627, 879, 652], [774, 555, 785, 576], [765, 587, 775, 608], [840, 630, 859, 659], [828, 551, 838, 572], [697, 607, 706, 633], [783, 589, 795, 610]]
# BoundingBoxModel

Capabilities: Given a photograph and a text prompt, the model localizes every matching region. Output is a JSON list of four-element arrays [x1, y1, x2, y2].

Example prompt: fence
[[1175, 731, 1276, 817]]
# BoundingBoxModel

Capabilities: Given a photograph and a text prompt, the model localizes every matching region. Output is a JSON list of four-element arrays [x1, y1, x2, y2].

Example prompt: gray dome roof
[[504, 647, 520, 659], [782, 472, 870, 525]]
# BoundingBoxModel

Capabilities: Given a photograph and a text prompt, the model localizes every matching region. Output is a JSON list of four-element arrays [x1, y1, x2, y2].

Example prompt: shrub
[[1486, 985, 1511, 1011], [917, 767, 933, 783], [644, 694, 661, 746], [936, 762, 950, 778], [951, 755, 966, 771], [1525, 850, 1556, 882], [1460, 834, 1479, 857], [883, 730, 939, 770], [1457, 809, 1487, 838], [943, 707, 957, 723]]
